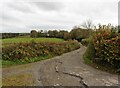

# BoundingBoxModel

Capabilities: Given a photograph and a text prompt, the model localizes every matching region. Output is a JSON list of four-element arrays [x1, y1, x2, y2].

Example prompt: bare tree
[[81, 19, 94, 29]]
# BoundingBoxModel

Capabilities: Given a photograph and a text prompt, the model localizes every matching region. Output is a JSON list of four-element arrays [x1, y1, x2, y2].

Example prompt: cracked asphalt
[[2, 46, 119, 87]]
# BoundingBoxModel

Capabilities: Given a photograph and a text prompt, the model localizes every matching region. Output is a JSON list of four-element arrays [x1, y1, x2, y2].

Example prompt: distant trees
[[30, 29, 71, 40], [48, 30, 59, 38], [1, 33, 30, 39], [63, 31, 70, 40], [70, 28, 79, 39], [30, 27, 93, 42], [81, 19, 94, 30], [30, 22, 118, 42], [70, 27, 93, 42], [30, 20, 95, 41], [30, 30, 38, 38], [2, 33, 19, 39], [38, 30, 48, 37], [58, 30, 68, 39]]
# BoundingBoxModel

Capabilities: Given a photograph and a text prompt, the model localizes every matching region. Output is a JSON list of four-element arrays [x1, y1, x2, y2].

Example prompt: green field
[[2, 38, 64, 46]]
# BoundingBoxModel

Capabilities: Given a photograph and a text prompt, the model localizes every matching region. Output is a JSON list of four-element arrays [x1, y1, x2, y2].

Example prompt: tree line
[[30, 28, 93, 42], [1, 20, 119, 40], [1, 33, 19, 39], [30, 24, 119, 42], [1, 33, 29, 39]]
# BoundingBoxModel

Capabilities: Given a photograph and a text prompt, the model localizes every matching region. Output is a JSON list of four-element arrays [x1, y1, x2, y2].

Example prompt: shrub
[[81, 38, 91, 46], [83, 25, 120, 72], [2, 40, 80, 61], [89, 28, 120, 69]]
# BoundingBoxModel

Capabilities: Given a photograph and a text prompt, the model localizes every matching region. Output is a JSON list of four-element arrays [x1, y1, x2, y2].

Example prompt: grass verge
[[2, 73, 35, 86], [83, 52, 92, 64], [2, 55, 52, 68]]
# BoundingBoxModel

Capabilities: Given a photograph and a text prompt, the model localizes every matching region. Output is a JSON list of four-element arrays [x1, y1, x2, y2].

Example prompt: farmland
[[2, 37, 64, 44], [1, 37, 80, 67], [1, 38, 64, 47]]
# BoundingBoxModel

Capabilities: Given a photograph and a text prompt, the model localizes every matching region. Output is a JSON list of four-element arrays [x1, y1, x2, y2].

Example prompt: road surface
[[2, 46, 119, 87]]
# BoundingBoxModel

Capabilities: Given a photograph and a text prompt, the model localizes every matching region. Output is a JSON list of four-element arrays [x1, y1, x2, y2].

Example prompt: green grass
[[2, 54, 53, 68], [1, 38, 64, 47], [83, 43, 95, 64], [0, 60, 2, 68], [2, 37, 64, 44], [83, 51, 92, 64]]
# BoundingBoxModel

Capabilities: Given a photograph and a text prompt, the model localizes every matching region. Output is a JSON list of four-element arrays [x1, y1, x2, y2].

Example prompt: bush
[[82, 29, 120, 73], [2, 40, 80, 62], [85, 28, 120, 70], [81, 38, 91, 46]]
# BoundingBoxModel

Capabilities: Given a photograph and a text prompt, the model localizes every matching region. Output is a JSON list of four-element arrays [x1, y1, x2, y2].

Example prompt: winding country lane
[[2, 46, 119, 87]]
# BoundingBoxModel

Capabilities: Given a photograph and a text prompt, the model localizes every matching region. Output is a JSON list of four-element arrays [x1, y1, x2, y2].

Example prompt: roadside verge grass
[[2, 73, 35, 86], [2, 55, 52, 68]]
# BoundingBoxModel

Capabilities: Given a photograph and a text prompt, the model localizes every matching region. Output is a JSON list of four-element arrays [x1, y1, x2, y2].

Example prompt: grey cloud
[[7, 2, 33, 13], [69, 2, 117, 18], [1, 0, 118, 33], [27, 24, 70, 30], [118, 1, 120, 25], [1, 13, 21, 23], [2, 14, 16, 21], [2, 24, 28, 33], [32, 2, 64, 11]]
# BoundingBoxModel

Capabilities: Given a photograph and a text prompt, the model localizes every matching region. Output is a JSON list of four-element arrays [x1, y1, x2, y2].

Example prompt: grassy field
[[2, 37, 64, 44], [2, 55, 52, 68], [1, 37, 64, 47]]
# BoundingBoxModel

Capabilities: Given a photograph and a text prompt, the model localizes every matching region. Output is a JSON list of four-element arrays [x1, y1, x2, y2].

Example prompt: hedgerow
[[84, 26, 120, 71], [2, 40, 80, 62], [92, 29, 120, 69]]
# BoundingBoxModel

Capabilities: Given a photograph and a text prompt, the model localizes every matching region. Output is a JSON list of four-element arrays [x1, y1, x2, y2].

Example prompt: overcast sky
[[0, 0, 119, 33]]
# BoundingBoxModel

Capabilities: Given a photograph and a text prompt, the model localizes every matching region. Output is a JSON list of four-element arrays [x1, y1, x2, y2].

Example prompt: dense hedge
[[92, 29, 120, 68], [2, 40, 80, 61], [84, 28, 120, 70]]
